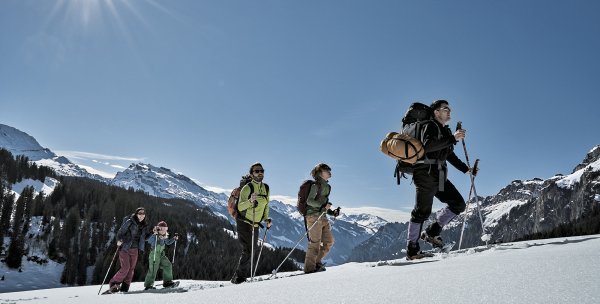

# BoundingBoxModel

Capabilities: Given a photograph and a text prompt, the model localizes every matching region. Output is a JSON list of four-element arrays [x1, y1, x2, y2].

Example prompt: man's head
[[430, 99, 452, 125], [311, 163, 332, 180], [249, 162, 264, 182]]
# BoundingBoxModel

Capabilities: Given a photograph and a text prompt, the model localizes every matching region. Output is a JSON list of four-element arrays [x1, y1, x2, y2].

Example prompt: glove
[[252, 200, 259, 208], [468, 166, 479, 176], [266, 218, 272, 230], [327, 207, 341, 217]]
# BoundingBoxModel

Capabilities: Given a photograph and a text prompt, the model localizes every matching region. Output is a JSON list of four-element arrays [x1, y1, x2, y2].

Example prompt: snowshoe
[[432, 241, 456, 253], [163, 281, 180, 288], [406, 251, 436, 261], [101, 284, 121, 295]]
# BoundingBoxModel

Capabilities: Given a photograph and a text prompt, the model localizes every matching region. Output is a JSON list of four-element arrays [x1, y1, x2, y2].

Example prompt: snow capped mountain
[[110, 163, 381, 264], [349, 145, 600, 262], [112, 163, 230, 218], [0, 124, 388, 264], [0, 124, 105, 181]]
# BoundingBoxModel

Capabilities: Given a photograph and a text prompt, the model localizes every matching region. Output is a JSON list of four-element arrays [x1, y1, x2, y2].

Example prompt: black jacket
[[417, 120, 469, 174], [116, 215, 150, 252]]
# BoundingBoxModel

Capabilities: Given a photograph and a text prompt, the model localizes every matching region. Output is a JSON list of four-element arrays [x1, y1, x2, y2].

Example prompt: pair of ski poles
[[98, 235, 179, 295], [456, 121, 488, 250], [249, 202, 271, 282], [268, 210, 328, 279]]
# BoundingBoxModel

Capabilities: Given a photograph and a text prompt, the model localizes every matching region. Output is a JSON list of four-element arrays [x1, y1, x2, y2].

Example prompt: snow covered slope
[[2, 235, 599, 303]]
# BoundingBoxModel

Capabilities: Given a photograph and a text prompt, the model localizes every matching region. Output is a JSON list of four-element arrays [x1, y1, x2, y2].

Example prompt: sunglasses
[[253, 169, 265, 174], [438, 107, 451, 112]]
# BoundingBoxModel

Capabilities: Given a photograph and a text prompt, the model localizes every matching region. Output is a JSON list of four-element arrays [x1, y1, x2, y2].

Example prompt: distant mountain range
[[0, 123, 387, 264], [3, 123, 596, 264]]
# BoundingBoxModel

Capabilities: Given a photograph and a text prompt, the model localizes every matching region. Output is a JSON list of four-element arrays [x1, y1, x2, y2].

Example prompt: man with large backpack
[[231, 162, 272, 284], [302, 163, 340, 273], [405, 100, 475, 259]]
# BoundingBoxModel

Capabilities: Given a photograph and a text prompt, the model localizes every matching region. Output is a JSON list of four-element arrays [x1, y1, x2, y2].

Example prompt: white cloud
[[342, 206, 411, 223], [270, 195, 297, 205], [202, 185, 233, 194], [77, 164, 116, 179], [55, 150, 145, 162]]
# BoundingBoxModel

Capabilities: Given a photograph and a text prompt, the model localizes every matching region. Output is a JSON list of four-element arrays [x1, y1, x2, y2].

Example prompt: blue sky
[[1, 0, 598, 215]]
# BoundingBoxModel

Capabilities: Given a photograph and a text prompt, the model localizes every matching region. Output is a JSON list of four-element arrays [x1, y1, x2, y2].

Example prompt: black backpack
[[393, 102, 437, 184]]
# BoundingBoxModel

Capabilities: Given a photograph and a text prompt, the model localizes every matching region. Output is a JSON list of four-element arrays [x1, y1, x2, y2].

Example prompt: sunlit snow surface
[[2, 235, 599, 303]]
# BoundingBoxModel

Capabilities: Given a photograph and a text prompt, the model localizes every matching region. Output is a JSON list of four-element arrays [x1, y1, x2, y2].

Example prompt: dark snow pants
[[109, 248, 139, 286], [234, 218, 259, 280], [410, 168, 466, 223]]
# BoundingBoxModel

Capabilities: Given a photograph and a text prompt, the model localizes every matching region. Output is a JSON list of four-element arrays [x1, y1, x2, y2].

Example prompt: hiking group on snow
[[100, 99, 481, 294]]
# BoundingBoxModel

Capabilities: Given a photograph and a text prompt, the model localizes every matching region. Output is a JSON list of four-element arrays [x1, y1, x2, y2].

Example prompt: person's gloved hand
[[266, 218, 272, 230], [327, 207, 341, 217]]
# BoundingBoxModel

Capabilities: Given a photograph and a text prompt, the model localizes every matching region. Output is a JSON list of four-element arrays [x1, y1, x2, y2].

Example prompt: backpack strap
[[304, 217, 311, 242], [314, 181, 322, 201], [247, 183, 255, 199]]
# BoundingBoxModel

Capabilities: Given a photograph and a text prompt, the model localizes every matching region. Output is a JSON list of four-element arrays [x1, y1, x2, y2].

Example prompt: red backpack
[[296, 180, 322, 216], [227, 175, 270, 219]]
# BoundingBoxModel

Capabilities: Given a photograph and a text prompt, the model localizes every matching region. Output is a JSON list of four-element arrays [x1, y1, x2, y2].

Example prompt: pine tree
[[0, 175, 12, 251], [5, 186, 34, 268]]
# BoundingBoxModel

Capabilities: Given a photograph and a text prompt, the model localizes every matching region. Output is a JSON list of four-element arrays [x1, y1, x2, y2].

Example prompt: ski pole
[[172, 239, 177, 264], [457, 121, 488, 246], [97, 246, 119, 295], [458, 177, 475, 250], [470, 161, 487, 245], [269, 211, 327, 279], [252, 220, 271, 278], [153, 234, 158, 263], [250, 203, 256, 282]]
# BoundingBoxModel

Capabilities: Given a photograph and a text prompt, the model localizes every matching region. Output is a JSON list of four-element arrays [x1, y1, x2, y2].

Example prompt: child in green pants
[[144, 221, 179, 290]]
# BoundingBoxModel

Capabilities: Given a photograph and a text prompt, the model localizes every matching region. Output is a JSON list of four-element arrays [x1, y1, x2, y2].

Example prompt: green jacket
[[146, 234, 176, 257], [305, 177, 331, 216], [238, 180, 270, 227]]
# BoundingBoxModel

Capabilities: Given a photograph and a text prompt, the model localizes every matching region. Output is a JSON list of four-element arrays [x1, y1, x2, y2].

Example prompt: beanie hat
[[157, 221, 168, 227], [135, 207, 145, 214], [430, 100, 449, 111]]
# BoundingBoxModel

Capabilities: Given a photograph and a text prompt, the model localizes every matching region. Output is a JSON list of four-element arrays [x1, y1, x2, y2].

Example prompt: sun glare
[[45, 0, 152, 31]]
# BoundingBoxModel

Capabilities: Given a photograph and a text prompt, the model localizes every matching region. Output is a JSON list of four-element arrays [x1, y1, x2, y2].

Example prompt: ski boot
[[420, 222, 445, 249], [119, 282, 130, 293], [230, 273, 246, 284], [315, 262, 327, 272]]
